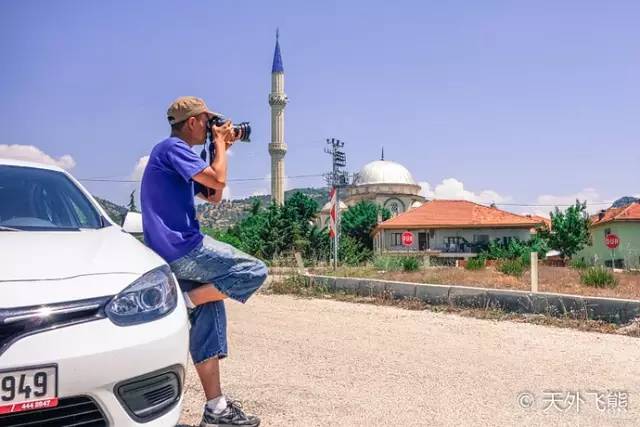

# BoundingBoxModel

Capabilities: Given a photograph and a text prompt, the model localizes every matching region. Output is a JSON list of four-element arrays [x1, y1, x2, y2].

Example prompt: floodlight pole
[[325, 138, 347, 270]]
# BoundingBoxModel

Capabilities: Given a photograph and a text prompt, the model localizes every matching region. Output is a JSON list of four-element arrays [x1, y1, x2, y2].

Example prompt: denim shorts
[[169, 235, 268, 364]]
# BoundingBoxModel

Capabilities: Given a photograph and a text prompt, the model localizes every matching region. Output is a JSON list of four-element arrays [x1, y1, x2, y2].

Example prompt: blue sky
[[1, 0, 638, 214]]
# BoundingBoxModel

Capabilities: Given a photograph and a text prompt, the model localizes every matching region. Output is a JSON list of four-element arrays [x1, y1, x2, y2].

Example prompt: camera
[[207, 117, 251, 143], [196, 116, 251, 199]]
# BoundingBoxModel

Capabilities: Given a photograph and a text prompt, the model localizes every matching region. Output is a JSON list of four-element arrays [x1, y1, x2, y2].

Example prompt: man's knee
[[251, 258, 268, 290]]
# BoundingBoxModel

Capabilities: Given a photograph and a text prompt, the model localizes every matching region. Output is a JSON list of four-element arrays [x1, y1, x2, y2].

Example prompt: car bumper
[[0, 301, 190, 426]]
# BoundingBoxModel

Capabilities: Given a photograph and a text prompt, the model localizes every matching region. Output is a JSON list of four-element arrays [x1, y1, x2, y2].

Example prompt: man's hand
[[212, 120, 236, 149]]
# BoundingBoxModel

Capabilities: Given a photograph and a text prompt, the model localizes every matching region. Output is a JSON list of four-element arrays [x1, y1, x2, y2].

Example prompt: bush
[[338, 235, 372, 266], [570, 258, 589, 270], [580, 267, 618, 288], [402, 256, 421, 272], [481, 237, 547, 266], [201, 227, 243, 249], [497, 259, 526, 277], [373, 256, 404, 271], [465, 257, 486, 271]]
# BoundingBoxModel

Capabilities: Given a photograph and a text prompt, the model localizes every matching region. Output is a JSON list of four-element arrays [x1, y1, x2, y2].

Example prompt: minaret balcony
[[269, 94, 288, 106], [268, 143, 287, 156]]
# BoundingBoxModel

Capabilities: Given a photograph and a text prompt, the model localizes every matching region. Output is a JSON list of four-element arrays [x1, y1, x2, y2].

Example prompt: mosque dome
[[353, 160, 417, 186]]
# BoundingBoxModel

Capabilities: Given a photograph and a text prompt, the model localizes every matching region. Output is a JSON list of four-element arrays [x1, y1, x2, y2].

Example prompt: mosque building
[[319, 149, 425, 227]]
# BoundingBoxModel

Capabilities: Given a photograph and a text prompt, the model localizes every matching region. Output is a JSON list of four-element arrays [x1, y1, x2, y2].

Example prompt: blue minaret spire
[[272, 28, 284, 73]]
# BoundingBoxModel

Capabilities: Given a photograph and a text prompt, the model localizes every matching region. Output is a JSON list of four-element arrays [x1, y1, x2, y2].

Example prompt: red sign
[[605, 233, 620, 249], [0, 398, 59, 415], [402, 231, 413, 246]]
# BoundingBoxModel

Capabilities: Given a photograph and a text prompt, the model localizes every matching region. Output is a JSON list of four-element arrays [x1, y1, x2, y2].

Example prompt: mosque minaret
[[268, 29, 288, 205]]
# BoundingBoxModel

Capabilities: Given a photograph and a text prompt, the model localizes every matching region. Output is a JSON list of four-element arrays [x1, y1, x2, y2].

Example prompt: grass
[[308, 264, 640, 300], [465, 257, 486, 271], [264, 271, 638, 337], [402, 257, 421, 272], [580, 266, 618, 288], [372, 256, 404, 271], [371, 255, 422, 272], [570, 259, 589, 270], [497, 259, 526, 277]]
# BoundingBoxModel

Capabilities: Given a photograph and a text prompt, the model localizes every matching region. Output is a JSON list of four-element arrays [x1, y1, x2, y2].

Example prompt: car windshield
[[0, 165, 105, 231]]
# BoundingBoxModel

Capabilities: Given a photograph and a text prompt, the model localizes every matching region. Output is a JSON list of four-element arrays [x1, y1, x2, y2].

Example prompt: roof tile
[[375, 200, 545, 230]]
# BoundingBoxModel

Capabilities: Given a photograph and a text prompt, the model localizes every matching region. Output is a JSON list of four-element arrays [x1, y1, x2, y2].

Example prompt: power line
[[494, 201, 612, 207], [78, 173, 325, 183], [77, 176, 617, 208]]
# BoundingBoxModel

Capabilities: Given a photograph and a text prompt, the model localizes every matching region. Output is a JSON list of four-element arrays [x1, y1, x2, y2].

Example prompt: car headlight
[[106, 265, 178, 326]]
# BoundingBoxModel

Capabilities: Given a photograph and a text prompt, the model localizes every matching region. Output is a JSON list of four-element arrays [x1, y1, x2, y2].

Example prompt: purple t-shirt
[[141, 137, 208, 263]]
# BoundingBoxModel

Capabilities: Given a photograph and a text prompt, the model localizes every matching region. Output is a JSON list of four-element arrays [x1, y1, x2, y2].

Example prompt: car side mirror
[[122, 211, 143, 234]]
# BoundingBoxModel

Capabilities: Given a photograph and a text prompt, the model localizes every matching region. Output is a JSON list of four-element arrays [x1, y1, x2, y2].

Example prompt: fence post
[[531, 252, 539, 293]]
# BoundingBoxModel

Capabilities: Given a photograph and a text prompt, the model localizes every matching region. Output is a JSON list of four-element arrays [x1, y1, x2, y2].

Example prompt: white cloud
[[222, 186, 231, 200], [534, 188, 614, 215], [130, 155, 149, 181], [419, 178, 511, 205], [0, 144, 76, 170]]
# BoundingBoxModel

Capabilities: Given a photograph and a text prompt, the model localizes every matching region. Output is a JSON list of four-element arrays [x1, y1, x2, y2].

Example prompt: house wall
[[378, 227, 533, 253], [576, 222, 640, 269]]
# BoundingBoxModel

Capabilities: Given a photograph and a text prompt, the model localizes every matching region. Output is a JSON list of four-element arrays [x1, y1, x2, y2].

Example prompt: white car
[[0, 158, 189, 426]]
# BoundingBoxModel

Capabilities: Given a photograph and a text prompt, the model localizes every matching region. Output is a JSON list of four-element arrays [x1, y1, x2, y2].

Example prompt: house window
[[392, 233, 402, 246], [604, 259, 625, 269], [473, 235, 489, 244], [445, 236, 467, 252], [502, 236, 513, 246]]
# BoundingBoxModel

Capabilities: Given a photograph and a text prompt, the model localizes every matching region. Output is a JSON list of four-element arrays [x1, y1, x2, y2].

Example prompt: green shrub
[[465, 257, 486, 270], [402, 256, 421, 272], [497, 259, 526, 277], [570, 258, 588, 270], [201, 227, 243, 249], [373, 256, 404, 271], [481, 237, 547, 264], [338, 235, 372, 266], [580, 267, 618, 288]]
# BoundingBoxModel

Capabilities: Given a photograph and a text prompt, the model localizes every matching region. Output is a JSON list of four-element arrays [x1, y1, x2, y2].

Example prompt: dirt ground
[[310, 266, 640, 300], [177, 294, 640, 427]]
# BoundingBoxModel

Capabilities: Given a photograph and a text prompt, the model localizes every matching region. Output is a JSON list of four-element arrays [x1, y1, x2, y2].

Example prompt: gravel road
[[178, 294, 640, 426]]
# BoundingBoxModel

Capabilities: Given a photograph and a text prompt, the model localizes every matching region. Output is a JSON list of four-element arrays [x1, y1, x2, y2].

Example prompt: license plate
[[0, 365, 58, 415]]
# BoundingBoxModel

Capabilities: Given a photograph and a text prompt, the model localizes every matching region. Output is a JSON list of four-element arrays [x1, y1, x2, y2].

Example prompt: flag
[[329, 187, 336, 238]]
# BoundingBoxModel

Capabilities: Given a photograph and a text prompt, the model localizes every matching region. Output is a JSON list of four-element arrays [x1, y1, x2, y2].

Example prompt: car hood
[[0, 227, 166, 306]]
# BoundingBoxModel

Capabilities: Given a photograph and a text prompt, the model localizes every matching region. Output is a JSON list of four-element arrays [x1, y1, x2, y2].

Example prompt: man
[[141, 96, 267, 427]]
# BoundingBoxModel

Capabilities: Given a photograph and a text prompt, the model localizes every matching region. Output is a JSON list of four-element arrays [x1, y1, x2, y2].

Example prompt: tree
[[538, 200, 590, 260], [225, 192, 325, 263], [338, 235, 372, 266], [340, 200, 391, 250], [127, 190, 138, 212]]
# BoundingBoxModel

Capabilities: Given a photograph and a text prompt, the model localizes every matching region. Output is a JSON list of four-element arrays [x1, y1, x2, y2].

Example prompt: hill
[[95, 196, 128, 225], [611, 196, 640, 208], [93, 187, 330, 229], [196, 187, 329, 229]]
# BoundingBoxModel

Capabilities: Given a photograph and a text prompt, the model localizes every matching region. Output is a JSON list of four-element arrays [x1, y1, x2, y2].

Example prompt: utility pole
[[324, 138, 348, 270]]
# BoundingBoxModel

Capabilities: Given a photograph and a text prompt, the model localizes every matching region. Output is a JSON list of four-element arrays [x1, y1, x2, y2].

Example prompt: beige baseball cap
[[166, 96, 221, 125]]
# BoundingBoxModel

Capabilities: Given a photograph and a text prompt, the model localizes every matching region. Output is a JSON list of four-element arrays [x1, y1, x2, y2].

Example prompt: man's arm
[[196, 190, 223, 203], [192, 122, 234, 191]]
